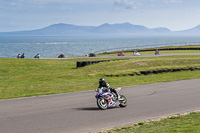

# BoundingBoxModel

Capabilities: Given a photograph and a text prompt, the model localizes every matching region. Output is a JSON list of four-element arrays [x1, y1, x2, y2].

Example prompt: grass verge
[[101, 111, 200, 133]]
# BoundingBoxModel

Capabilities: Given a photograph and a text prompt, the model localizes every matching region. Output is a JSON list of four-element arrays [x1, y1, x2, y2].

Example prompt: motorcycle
[[95, 87, 127, 110]]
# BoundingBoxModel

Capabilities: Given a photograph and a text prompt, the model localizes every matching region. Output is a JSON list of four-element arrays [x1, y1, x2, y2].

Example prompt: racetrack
[[42, 53, 200, 59], [0, 79, 200, 133]]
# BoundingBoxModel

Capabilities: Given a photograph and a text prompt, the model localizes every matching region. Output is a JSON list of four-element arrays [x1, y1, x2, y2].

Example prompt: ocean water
[[0, 36, 200, 58]]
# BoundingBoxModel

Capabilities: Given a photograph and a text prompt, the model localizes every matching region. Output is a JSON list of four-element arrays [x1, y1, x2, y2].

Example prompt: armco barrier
[[137, 47, 200, 52]]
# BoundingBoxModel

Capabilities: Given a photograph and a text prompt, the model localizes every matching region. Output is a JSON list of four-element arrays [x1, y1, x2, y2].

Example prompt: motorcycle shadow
[[73, 107, 100, 111], [73, 107, 119, 111]]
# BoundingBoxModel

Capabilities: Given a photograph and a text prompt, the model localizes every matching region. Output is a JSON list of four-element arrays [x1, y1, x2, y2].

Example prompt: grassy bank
[[102, 112, 200, 133], [0, 54, 200, 99]]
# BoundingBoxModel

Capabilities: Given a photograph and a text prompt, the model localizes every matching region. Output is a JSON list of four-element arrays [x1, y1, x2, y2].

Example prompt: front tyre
[[119, 95, 127, 107], [97, 97, 108, 110]]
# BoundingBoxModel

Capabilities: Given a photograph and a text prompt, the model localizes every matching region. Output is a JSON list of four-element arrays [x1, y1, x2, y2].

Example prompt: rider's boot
[[117, 93, 122, 100]]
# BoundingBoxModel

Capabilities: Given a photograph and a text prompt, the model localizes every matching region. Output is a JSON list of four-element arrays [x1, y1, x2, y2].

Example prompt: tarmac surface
[[41, 53, 200, 59], [0, 79, 200, 133]]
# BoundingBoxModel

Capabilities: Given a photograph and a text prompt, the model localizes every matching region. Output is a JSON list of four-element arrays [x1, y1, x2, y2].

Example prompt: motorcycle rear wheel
[[97, 97, 108, 110], [119, 95, 127, 107]]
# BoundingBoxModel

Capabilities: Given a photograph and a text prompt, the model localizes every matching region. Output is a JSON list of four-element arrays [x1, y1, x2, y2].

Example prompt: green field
[[0, 54, 200, 99]]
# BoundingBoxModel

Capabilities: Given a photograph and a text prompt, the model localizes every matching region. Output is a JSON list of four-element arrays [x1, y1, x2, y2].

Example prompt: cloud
[[112, 0, 184, 10], [147, 0, 183, 3], [113, 0, 141, 10], [163, 0, 183, 3], [11, 0, 110, 4]]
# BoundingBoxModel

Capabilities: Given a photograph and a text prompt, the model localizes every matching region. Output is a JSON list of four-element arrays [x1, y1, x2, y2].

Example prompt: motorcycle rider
[[98, 78, 121, 100]]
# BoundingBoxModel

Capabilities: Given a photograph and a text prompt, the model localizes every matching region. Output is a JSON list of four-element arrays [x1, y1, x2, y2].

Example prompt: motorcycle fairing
[[95, 91, 120, 108]]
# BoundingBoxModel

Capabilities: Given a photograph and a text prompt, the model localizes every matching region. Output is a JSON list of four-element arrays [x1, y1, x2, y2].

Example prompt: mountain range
[[0, 23, 200, 36]]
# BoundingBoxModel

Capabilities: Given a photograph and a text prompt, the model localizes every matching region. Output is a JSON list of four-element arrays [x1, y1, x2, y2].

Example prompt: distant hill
[[92, 23, 152, 35], [0, 23, 199, 36], [176, 25, 200, 35], [0, 23, 96, 36]]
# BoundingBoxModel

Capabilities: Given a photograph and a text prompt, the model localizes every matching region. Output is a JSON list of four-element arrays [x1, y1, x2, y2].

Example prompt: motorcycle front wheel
[[97, 97, 108, 110], [119, 95, 127, 107]]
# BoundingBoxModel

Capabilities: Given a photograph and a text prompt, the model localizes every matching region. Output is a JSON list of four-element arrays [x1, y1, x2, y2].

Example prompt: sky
[[1, 0, 200, 32]]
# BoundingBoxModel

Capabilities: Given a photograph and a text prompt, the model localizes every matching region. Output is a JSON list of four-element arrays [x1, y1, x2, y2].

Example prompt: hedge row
[[76, 59, 128, 68], [105, 67, 200, 77]]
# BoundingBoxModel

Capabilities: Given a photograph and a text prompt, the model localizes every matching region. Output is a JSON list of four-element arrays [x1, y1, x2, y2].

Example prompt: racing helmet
[[99, 78, 106, 86]]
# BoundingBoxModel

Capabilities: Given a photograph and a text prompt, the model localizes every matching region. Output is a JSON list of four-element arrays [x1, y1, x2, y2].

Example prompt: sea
[[0, 36, 200, 58]]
